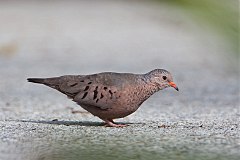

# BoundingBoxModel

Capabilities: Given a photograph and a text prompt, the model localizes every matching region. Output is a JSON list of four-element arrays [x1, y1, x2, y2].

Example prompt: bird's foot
[[104, 120, 128, 127]]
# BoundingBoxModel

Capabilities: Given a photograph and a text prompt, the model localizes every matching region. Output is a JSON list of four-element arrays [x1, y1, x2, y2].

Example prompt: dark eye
[[162, 76, 167, 80]]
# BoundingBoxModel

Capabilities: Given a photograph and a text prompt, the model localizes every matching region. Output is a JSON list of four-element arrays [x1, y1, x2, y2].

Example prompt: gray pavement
[[0, 1, 239, 160]]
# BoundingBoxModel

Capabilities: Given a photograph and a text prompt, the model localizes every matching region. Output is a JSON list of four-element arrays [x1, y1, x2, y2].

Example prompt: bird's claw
[[104, 120, 128, 127]]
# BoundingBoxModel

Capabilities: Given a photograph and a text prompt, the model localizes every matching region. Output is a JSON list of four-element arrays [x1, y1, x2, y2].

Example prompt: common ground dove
[[27, 69, 178, 127]]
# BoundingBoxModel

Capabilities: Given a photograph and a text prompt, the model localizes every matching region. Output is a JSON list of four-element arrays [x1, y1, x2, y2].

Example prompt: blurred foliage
[[160, 0, 239, 54]]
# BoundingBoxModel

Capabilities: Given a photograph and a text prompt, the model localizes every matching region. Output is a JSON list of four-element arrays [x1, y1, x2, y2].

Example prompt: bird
[[27, 69, 178, 127]]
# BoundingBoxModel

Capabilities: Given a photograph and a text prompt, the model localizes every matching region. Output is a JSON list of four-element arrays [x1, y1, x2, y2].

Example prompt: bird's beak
[[169, 81, 179, 91]]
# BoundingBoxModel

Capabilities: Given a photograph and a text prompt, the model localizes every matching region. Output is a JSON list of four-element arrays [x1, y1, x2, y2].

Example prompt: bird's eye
[[162, 76, 167, 80]]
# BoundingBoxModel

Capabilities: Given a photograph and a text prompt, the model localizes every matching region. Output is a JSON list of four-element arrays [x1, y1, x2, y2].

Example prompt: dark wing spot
[[80, 80, 84, 82], [100, 93, 104, 99], [88, 82, 92, 84], [81, 92, 88, 99], [93, 86, 98, 100], [109, 90, 113, 99], [84, 86, 89, 91], [69, 83, 78, 87], [96, 99, 99, 103], [104, 87, 107, 90], [93, 92, 98, 100]]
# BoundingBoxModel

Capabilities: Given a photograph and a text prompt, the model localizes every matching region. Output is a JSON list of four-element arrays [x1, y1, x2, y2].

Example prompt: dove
[[27, 69, 178, 127]]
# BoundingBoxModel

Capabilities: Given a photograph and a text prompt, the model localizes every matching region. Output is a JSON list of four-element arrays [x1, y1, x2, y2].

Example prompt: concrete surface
[[0, 1, 239, 160]]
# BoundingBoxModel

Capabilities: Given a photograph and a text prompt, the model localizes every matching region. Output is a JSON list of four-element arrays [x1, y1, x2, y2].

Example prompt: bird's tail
[[27, 78, 45, 84], [27, 77, 61, 89]]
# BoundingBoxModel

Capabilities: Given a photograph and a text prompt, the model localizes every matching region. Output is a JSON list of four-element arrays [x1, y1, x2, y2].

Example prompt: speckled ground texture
[[0, 1, 239, 160]]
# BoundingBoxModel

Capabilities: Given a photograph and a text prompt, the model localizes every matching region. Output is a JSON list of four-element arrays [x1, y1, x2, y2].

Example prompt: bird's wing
[[58, 73, 123, 110]]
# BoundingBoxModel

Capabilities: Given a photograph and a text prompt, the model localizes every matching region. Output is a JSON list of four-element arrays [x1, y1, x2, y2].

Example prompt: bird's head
[[146, 69, 179, 91]]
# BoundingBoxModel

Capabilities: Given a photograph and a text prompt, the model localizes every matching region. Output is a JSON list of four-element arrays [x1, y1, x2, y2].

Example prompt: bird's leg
[[103, 119, 128, 127]]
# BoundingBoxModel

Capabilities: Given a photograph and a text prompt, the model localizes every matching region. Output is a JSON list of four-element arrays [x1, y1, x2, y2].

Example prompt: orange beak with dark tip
[[169, 81, 179, 91]]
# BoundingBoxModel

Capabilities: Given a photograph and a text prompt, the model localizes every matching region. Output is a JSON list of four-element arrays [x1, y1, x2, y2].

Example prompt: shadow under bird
[[27, 69, 179, 127]]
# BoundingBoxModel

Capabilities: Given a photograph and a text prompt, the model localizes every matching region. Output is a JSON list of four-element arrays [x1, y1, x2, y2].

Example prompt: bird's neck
[[136, 74, 160, 100], [141, 73, 159, 91]]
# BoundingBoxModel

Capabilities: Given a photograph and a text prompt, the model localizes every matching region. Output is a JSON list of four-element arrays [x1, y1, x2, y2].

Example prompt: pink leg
[[104, 119, 128, 127]]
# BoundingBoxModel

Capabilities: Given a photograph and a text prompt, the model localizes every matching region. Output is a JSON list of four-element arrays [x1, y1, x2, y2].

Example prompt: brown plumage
[[27, 69, 178, 127]]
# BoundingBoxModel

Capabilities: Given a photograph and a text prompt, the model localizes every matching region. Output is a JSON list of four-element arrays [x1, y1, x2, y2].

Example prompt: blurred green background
[[162, 0, 239, 54]]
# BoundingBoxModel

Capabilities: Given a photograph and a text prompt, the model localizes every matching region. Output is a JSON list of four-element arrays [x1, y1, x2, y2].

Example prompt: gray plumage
[[27, 69, 178, 127]]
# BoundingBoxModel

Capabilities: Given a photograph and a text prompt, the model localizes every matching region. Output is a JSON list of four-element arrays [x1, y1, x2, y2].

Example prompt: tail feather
[[27, 78, 45, 84], [27, 77, 61, 88], [27, 75, 81, 97]]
